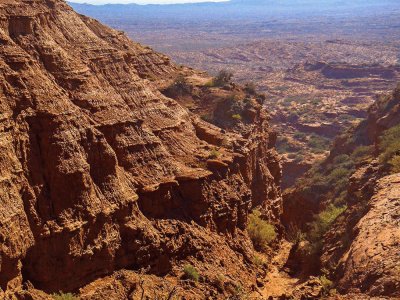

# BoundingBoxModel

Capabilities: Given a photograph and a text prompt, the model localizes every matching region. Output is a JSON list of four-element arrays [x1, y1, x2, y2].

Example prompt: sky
[[70, 0, 229, 4]]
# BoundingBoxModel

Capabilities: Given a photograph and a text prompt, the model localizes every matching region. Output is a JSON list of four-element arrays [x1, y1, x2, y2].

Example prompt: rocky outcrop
[[281, 84, 400, 298], [331, 173, 400, 296], [0, 0, 281, 297]]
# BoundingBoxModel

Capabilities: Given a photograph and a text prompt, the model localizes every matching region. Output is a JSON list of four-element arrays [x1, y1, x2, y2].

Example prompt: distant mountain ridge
[[69, 0, 400, 22]]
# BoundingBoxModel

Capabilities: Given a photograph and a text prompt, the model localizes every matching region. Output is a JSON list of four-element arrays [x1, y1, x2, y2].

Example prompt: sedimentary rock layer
[[0, 0, 281, 296]]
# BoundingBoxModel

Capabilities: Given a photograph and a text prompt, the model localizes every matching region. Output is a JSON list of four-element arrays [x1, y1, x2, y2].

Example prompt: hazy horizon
[[70, 0, 229, 4]]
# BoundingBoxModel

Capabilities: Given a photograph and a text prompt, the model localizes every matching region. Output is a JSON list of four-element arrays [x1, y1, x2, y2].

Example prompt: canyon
[[0, 0, 399, 299], [70, 0, 400, 188]]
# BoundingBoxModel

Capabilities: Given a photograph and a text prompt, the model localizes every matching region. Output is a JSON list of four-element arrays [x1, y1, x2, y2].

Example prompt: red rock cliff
[[0, 0, 281, 297]]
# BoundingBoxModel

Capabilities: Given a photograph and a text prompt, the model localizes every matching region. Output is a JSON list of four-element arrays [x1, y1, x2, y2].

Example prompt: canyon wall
[[282, 85, 400, 298], [0, 0, 281, 298]]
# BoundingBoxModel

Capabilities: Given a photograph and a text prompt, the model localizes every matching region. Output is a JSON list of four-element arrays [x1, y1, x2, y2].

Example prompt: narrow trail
[[252, 241, 300, 299]]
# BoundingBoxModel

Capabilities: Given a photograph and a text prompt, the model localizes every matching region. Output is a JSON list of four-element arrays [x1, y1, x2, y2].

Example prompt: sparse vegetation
[[214, 274, 225, 291], [183, 264, 199, 282], [320, 275, 334, 295], [232, 113, 242, 121], [201, 114, 213, 122], [276, 136, 301, 153], [293, 131, 307, 140], [226, 282, 247, 300], [252, 254, 266, 267], [351, 145, 373, 163], [388, 155, 400, 173], [52, 292, 78, 300], [209, 149, 221, 159], [164, 75, 192, 97], [211, 69, 234, 87], [307, 204, 347, 253], [286, 223, 306, 244], [247, 210, 277, 252], [244, 82, 256, 94], [379, 124, 400, 173], [308, 134, 330, 153]]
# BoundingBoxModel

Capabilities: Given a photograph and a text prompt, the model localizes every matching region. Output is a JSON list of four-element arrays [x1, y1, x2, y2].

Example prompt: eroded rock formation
[[282, 85, 400, 299], [0, 0, 281, 298]]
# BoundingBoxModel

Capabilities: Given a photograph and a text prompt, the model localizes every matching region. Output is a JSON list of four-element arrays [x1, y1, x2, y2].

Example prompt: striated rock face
[[282, 85, 400, 298], [334, 173, 400, 296], [0, 0, 281, 296]]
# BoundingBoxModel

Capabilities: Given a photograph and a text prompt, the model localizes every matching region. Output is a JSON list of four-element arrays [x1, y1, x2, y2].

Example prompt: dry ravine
[[0, 1, 399, 299]]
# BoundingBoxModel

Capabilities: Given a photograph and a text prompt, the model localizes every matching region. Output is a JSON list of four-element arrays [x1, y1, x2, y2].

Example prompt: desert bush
[[332, 154, 350, 165], [226, 283, 247, 300], [214, 274, 225, 291], [388, 155, 400, 173], [308, 134, 330, 153], [252, 254, 266, 267], [320, 275, 334, 295], [293, 131, 307, 141], [209, 149, 221, 159], [307, 204, 346, 253], [351, 145, 373, 163], [256, 93, 266, 105], [244, 82, 257, 95], [183, 264, 199, 282], [327, 167, 350, 184], [201, 114, 212, 122], [379, 124, 400, 172], [52, 292, 78, 300], [247, 210, 277, 251], [165, 75, 192, 97], [232, 114, 242, 121], [288, 111, 299, 122], [212, 70, 233, 87]]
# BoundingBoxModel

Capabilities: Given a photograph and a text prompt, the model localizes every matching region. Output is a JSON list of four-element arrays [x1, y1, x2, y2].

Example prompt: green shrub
[[165, 75, 192, 97], [232, 114, 242, 121], [252, 254, 265, 267], [320, 275, 333, 295], [247, 210, 277, 251], [327, 167, 351, 184], [293, 131, 307, 141], [379, 124, 400, 172], [209, 149, 220, 159], [201, 114, 212, 122], [276, 137, 301, 153], [215, 274, 225, 291], [52, 292, 78, 300], [388, 155, 400, 173], [307, 204, 346, 253], [332, 154, 350, 165], [212, 70, 233, 87], [351, 145, 373, 163], [308, 134, 330, 153], [183, 264, 199, 281]]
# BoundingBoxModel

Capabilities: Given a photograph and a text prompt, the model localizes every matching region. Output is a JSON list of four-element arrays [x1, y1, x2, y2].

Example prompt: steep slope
[[0, 0, 282, 298], [282, 85, 400, 298]]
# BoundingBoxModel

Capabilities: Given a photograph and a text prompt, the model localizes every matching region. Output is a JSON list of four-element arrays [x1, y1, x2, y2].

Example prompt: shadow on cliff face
[[0, 1, 283, 297]]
